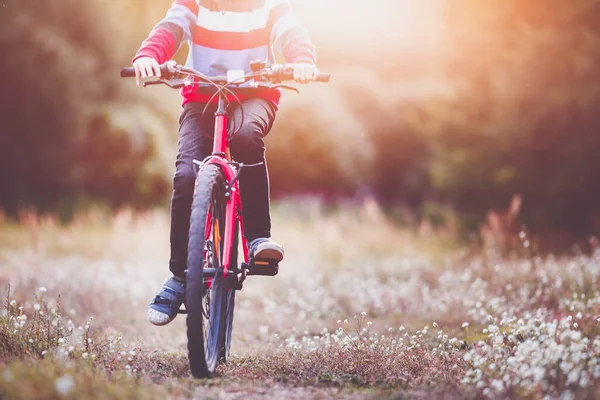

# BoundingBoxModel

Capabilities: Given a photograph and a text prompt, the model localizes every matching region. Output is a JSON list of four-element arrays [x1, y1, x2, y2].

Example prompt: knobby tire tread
[[186, 164, 226, 379]]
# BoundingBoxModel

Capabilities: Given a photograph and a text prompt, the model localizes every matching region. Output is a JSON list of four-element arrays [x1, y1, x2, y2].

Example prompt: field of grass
[[1, 199, 600, 399]]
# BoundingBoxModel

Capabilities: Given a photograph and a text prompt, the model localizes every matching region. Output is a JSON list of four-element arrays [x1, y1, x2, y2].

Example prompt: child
[[132, 0, 319, 325]]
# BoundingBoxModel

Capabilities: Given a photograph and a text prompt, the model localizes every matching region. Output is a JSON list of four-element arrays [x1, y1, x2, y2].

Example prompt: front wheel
[[186, 164, 228, 378]]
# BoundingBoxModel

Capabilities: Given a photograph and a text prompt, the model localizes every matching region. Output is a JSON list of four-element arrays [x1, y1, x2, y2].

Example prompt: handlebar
[[119, 62, 330, 87]]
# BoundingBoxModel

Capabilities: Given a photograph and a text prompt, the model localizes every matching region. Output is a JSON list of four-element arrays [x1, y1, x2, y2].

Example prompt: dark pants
[[169, 98, 277, 278]]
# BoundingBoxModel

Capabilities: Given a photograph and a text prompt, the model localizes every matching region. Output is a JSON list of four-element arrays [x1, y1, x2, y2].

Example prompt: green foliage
[[0, 0, 169, 217]]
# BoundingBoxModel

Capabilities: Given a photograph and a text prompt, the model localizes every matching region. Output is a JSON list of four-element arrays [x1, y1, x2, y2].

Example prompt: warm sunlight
[[290, 0, 445, 55]]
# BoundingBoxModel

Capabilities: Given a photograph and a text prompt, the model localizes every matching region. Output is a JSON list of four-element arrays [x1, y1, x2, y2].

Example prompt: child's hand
[[133, 57, 161, 86], [285, 63, 319, 83]]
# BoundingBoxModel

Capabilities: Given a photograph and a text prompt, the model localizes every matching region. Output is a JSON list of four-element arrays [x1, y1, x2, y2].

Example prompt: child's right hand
[[133, 57, 161, 86]]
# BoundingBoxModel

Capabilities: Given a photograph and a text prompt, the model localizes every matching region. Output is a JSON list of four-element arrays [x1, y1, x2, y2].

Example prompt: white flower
[[41, 350, 48, 356], [9, 300, 16, 307], [58, 338, 65, 344], [82, 352, 88, 359], [39, 287, 47, 293], [462, 322, 469, 328], [361, 312, 367, 317], [576, 312, 582, 320], [55, 375, 75, 396], [432, 322, 439, 328], [34, 304, 41, 311], [68, 346, 74, 353]]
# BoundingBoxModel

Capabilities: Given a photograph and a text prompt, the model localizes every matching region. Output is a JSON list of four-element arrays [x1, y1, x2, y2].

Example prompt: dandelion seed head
[[54, 375, 74, 396]]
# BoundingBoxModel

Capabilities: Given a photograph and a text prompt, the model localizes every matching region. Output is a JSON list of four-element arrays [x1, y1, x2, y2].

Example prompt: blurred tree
[[417, 0, 600, 234], [0, 0, 168, 217]]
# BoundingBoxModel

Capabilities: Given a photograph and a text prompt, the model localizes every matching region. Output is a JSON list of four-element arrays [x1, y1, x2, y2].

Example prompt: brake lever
[[142, 78, 186, 89], [272, 83, 299, 93]]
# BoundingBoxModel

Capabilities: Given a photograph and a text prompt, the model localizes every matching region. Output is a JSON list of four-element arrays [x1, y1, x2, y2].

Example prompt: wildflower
[[58, 338, 65, 344], [9, 300, 16, 307], [41, 350, 48, 356], [39, 287, 47, 293], [361, 312, 367, 317], [82, 352, 89, 359], [129, 350, 136, 356], [336, 320, 341, 325], [462, 322, 469, 328], [68, 346, 74, 353], [55, 375, 75, 396], [576, 312, 582, 320], [432, 322, 439, 328], [399, 326, 405, 332], [34, 304, 41, 311], [28, 339, 34, 343]]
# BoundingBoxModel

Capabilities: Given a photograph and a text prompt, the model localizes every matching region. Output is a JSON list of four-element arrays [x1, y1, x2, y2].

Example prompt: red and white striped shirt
[[134, 0, 317, 107]]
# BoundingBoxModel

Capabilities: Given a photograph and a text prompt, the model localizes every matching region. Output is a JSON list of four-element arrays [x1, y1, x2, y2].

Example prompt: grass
[[1, 199, 600, 399]]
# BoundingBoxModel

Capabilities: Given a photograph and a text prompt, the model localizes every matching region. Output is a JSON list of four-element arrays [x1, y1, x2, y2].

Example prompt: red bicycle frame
[[198, 92, 250, 279]]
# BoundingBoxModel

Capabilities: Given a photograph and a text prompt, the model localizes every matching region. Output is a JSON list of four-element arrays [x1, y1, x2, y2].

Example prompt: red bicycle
[[120, 62, 330, 378]]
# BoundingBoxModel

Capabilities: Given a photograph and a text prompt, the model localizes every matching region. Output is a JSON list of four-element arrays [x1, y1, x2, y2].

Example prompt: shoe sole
[[254, 242, 284, 263], [148, 309, 174, 326]]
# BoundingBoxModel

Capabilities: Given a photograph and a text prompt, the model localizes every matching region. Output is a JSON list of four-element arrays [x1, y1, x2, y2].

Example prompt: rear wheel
[[186, 164, 227, 378]]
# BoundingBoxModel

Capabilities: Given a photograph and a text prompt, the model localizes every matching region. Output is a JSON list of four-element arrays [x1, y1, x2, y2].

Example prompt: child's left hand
[[285, 63, 319, 83]]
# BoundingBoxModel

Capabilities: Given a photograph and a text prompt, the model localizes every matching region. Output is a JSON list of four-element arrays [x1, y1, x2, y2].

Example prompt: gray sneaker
[[249, 238, 284, 263], [148, 276, 185, 326]]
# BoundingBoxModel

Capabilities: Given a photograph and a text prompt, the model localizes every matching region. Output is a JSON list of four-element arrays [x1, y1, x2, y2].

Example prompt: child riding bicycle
[[131, 0, 319, 326]]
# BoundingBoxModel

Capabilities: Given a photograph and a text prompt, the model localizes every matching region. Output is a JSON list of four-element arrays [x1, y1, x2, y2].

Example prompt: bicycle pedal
[[177, 306, 188, 315], [245, 259, 279, 276]]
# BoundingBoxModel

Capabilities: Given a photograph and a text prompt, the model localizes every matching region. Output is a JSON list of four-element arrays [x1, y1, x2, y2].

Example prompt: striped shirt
[[133, 0, 317, 107]]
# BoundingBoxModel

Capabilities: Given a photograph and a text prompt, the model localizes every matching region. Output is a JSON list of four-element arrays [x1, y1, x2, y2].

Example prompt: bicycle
[[120, 61, 330, 378]]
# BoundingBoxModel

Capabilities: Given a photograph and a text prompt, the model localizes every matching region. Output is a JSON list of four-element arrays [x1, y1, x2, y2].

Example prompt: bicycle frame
[[198, 92, 250, 280]]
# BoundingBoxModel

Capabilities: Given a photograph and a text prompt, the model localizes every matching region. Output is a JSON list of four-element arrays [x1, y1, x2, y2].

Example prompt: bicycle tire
[[186, 164, 227, 378]]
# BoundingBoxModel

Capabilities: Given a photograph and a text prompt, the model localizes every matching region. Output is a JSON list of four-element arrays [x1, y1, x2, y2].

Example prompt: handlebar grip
[[315, 73, 331, 83], [120, 63, 175, 78], [120, 67, 136, 78], [278, 71, 331, 82]]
